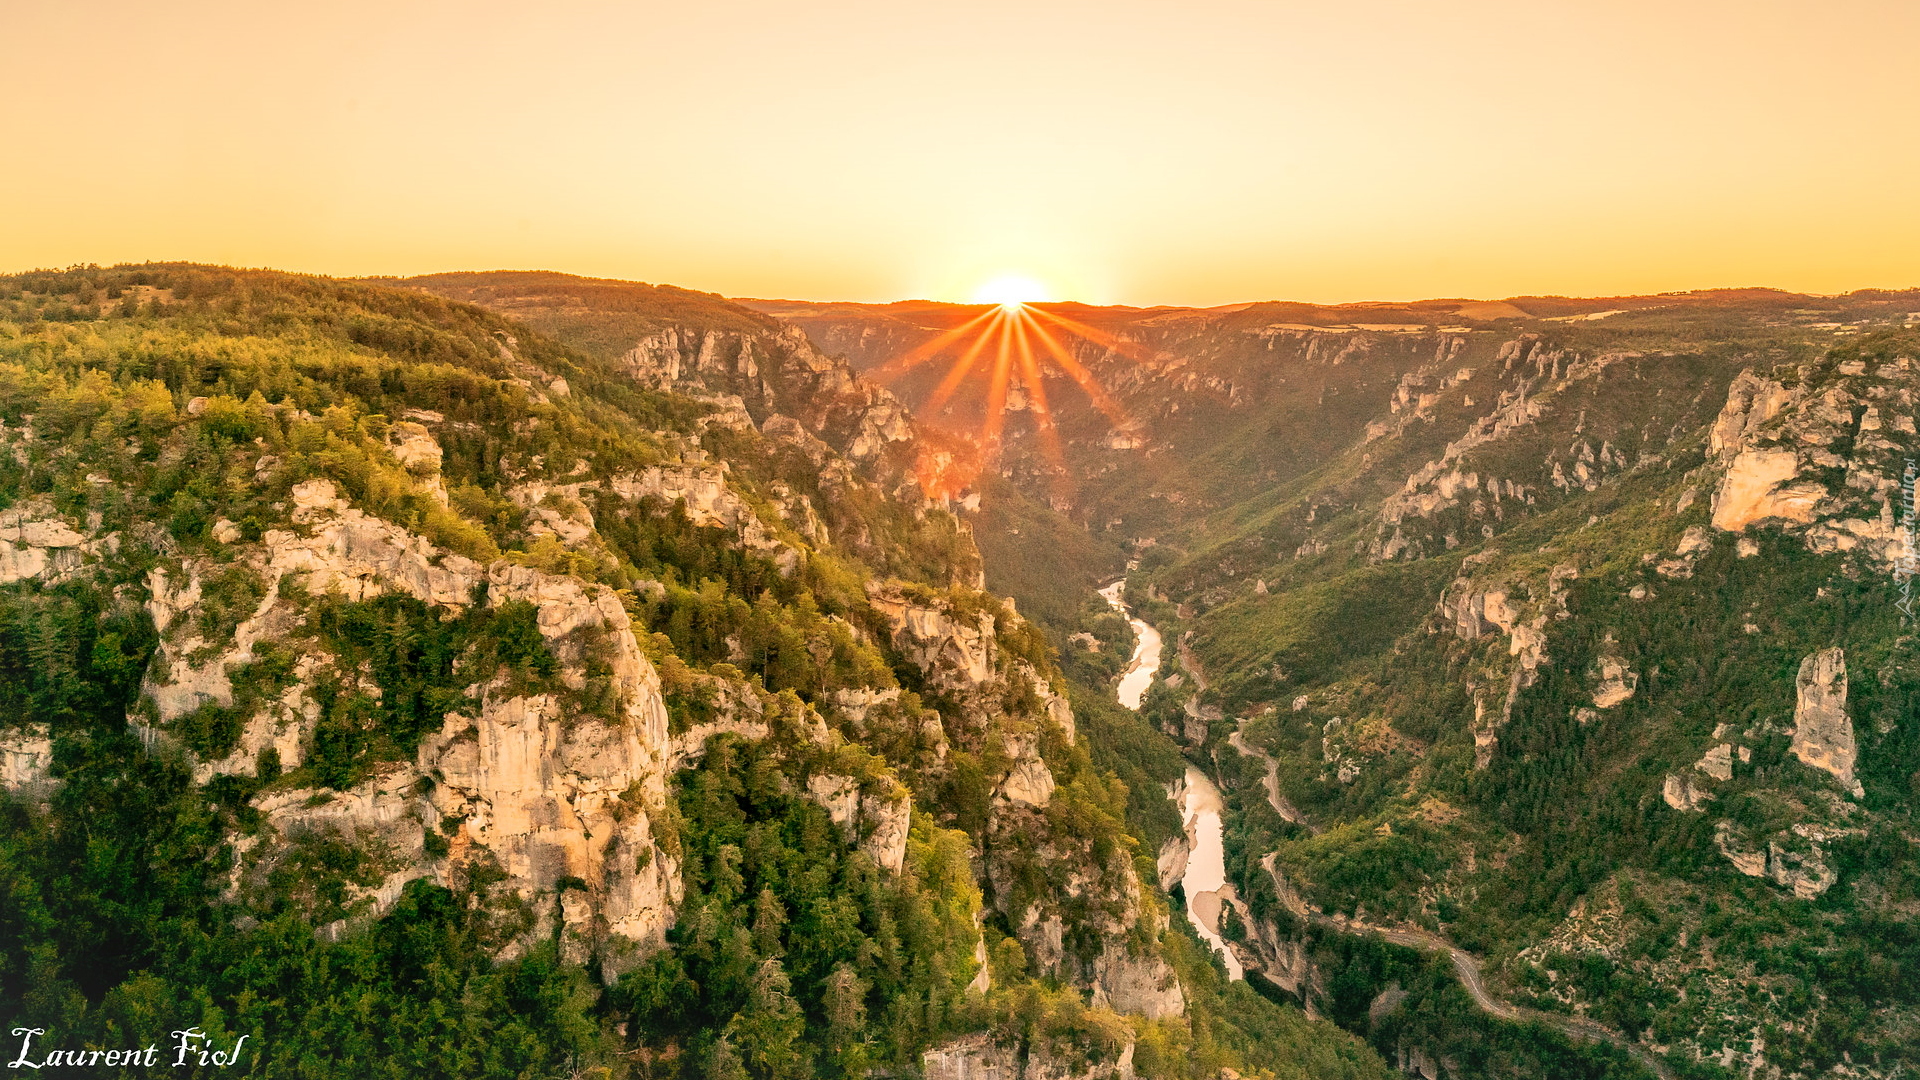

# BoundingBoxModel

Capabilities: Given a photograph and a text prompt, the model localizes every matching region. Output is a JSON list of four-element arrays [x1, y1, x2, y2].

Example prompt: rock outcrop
[[506, 465, 802, 573], [865, 583, 1000, 692], [1791, 648, 1860, 797], [1089, 943, 1185, 1020], [857, 575, 1182, 1019], [1590, 650, 1637, 709], [620, 324, 923, 484], [0, 500, 112, 585], [1707, 367, 1918, 570], [1663, 773, 1711, 812], [1711, 449, 1824, 532], [1442, 563, 1575, 767], [384, 420, 448, 505], [0, 725, 55, 793], [804, 772, 912, 874], [993, 731, 1056, 809], [923, 1035, 1022, 1080], [155, 479, 683, 975], [1713, 819, 1771, 880], [922, 1030, 1136, 1080], [1714, 820, 1838, 899]]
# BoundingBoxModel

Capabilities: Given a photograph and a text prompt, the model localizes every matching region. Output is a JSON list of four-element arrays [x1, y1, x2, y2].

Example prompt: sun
[[970, 274, 1054, 308], [877, 277, 1161, 500]]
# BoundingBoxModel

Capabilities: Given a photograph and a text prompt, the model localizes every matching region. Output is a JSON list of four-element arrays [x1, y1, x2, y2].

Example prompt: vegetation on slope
[[0, 264, 1387, 1080]]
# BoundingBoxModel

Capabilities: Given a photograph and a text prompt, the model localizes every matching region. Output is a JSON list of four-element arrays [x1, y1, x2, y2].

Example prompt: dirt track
[[1262, 862, 1677, 1080]]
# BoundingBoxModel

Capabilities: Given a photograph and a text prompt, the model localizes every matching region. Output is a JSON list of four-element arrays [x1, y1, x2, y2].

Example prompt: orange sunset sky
[[4, 0, 1918, 306]]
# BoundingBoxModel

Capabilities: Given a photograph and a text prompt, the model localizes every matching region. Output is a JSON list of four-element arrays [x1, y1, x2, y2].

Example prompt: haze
[[4, 0, 1918, 305]]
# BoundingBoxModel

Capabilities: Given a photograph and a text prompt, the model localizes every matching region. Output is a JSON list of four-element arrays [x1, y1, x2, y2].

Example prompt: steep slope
[[757, 289, 1920, 1079], [0, 265, 1387, 1080]]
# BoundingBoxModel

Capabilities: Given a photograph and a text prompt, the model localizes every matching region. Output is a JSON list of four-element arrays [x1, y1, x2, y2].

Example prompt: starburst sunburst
[[878, 284, 1154, 499]]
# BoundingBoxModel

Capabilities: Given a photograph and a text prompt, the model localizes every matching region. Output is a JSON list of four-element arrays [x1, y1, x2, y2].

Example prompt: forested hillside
[[752, 289, 1920, 1079], [0, 265, 1387, 1080]]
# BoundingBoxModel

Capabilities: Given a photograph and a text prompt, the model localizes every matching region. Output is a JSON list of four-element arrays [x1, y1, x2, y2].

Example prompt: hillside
[[0, 265, 1389, 1080], [744, 288, 1920, 1079]]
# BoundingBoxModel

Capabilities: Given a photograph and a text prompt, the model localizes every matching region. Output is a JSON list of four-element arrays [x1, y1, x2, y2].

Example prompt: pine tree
[[751, 888, 787, 957], [821, 961, 870, 1076], [706, 1034, 749, 1080], [727, 957, 809, 1080]]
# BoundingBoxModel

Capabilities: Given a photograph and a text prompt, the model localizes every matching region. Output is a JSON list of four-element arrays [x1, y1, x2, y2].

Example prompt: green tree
[[727, 958, 810, 1080], [822, 962, 870, 1076]]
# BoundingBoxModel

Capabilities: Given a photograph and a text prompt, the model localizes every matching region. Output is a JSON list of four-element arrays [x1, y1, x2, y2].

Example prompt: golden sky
[[4, 0, 1918, 306]]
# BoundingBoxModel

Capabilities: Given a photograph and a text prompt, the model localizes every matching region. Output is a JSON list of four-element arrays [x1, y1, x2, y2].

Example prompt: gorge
[[1102, 578, 1241, 980], [2, 266, 1917, 1080]]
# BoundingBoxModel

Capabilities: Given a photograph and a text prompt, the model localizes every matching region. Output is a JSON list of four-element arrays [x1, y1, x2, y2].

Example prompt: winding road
[[1121, 588, 1674, 1076], [1280, 880, 1677, 1080], [1226, 719, 1318, 833]]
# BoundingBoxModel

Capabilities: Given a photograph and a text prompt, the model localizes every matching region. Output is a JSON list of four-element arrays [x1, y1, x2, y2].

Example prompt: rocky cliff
[[0, 265, 1252, 1080], [774, 288, 1920, 1078]]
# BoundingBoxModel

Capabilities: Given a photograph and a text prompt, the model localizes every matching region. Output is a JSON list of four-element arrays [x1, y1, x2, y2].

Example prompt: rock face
[[1089, 943, 1185, 1020], [1714, 820, 1837, 899], [1663, 773, 1711, 811], [0, 499, 110, 585], [272, 478, 487, 604], [158, 480, 682, 975], [1712, 450, 1823, 531], [923, 1035, 1021, 1080], [1706, 367, 1918, 570], [803, 772, 911, 874], [1156, 834, 1191, 892], [1696, 743, 1735, 782], [505, 465, 802, 573], [1442, 563, 1575, 767], [863, 582, 1074, 812], [617, 323, 928, 490], [1591, 653, 1637, 709], [1792, 648, 1861, 797], [1713, 820, 1771, 879], [862, 585, 1179, 1020], [922, 1032, 1136, 1080], [1766, 839, 1838, 900], [865, 583, 1000, 692], [0, 725, 55, 793], [384, 421, 448, 504], [1710, 370, 1795, 457], [994, 731, 1057, 808]]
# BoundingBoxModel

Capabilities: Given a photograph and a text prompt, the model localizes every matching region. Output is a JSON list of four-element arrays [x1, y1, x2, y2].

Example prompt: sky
[[3, 0, 1918, 306]]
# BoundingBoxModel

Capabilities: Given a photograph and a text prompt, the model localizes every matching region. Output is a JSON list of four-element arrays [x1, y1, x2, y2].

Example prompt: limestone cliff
[[1707, 364, 1918, 568], [864, 580, 1183, 1019], [137, 477, 683, 975]]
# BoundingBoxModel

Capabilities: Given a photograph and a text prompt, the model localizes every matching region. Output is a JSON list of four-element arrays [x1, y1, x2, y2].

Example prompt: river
[[1100, 579, 1243, 979], [1098, 579, 1161, 709], [1095, 590, 1674, 1073]]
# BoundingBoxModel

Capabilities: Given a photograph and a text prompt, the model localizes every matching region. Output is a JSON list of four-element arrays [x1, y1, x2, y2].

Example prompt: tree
[[752, 888, 787, 957], [706, 1034, 749, 1080], [726, 958, 810, 1080], [821, 962, 870, 1076]]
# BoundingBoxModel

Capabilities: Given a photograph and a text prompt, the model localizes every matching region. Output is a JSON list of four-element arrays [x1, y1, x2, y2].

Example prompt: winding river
[[1100, 579, 1243, 979], [1097, 585, 1677, 1073], [1098, 580, 1161, 710]]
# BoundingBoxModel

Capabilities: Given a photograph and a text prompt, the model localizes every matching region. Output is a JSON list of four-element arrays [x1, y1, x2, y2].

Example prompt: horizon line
[[9, 260, 1920, 312]]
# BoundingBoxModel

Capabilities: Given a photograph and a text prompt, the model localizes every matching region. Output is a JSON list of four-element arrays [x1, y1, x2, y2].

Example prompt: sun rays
[[881, 297, 1150, 499]]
